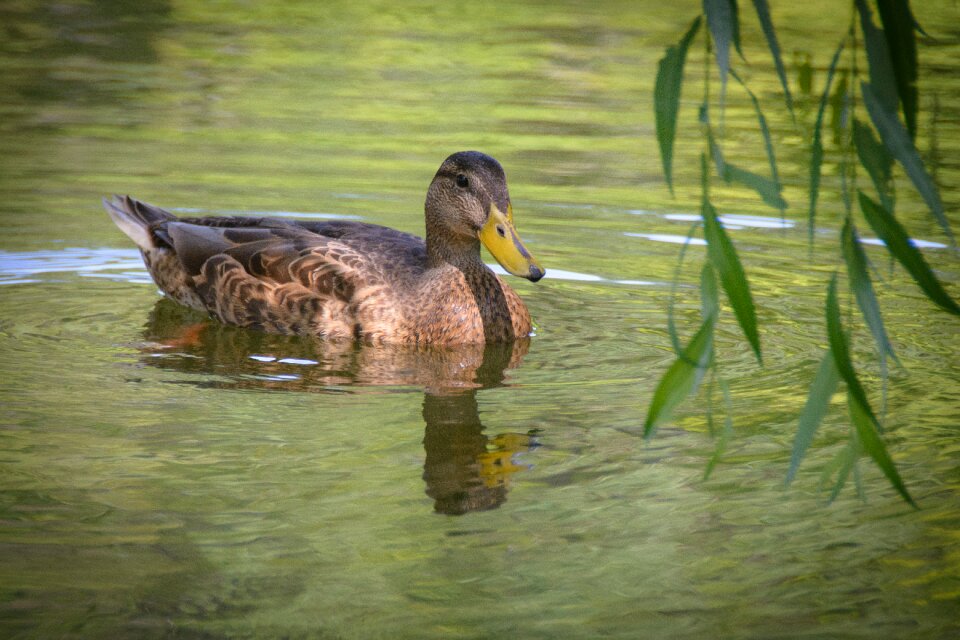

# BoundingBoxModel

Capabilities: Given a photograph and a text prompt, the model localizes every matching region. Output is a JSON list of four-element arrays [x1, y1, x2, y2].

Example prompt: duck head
[[425, 151, 544, 282]]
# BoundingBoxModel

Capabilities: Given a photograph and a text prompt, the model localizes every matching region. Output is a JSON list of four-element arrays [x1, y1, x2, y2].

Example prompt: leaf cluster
[[648, 0, 957, 505]]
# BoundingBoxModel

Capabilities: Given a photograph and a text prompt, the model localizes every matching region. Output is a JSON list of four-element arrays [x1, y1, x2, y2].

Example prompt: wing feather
[[107, 197, 430, 338]]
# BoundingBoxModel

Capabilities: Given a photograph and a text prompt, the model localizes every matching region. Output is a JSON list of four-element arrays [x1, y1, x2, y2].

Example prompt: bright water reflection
[[1, 0, 959, 638], [139, 300, 539, 516]]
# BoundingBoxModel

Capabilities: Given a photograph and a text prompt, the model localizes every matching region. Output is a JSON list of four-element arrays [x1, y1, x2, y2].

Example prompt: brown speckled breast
[[396, 265, 532, 344]]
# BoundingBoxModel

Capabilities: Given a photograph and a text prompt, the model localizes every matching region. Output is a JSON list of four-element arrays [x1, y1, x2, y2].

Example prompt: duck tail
[[103, 195, 176, 250]]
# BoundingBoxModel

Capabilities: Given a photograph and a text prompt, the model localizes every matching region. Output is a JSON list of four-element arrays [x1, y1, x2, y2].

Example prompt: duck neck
[[425, 219, 486, 274], [427, 235, 486, 273]]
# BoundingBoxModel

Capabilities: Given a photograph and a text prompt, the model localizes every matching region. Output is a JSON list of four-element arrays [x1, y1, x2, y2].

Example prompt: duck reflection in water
[[137, 299, 539, 515]]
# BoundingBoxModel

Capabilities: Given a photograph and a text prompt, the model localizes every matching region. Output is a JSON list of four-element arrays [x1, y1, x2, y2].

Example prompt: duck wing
[[106, 196, 424, 338]]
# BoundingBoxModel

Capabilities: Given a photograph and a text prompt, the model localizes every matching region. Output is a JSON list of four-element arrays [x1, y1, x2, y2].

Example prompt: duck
[[104, 151, 545, 345]]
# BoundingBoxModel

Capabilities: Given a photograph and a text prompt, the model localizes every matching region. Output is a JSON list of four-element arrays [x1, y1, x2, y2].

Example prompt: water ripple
[[0, 248, 150, 285], [0, 248, 661, 288]]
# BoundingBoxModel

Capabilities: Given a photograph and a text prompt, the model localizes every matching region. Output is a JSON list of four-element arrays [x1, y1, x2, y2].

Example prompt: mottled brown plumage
[[105, 151, 545, 344]]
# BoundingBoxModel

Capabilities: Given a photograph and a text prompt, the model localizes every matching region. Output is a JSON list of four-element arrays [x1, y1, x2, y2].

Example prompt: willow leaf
[[731, 69, 785, 212], [702, 198, 762, 364], [819, 439, 851, 495], [655, 16, 701, 194], [704, 379, 733, 481], [700, 104, 726, 177], [853, 118, 894, 213], [786, 350, 840, 485], [828, 436, 858, 503], [876, 0, 919, 139], [809, 138, 823, 247], [728, 0, 743, 59], [667, 222, 703, 357], [723, 163, 787, 211], [847, 390, 916, 507], [701, 262, 719, 323], [825, 273, 879, 429], [809, 40, 846, 247], [858, 192, 960, 315], [705, 368, 717, 437], [862, 82, 953, 243], [826, 274, 914, 505], [643, 317, 715, 438], [851, 439, 866, 500], [855, 0, 898, 114], [704, 0, 740, 105], [750, 0, 793, 116], [841, 218, 899, 367]]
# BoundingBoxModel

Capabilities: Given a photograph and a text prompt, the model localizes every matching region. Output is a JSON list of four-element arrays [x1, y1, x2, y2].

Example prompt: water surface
[[2, 1, 959, 638]]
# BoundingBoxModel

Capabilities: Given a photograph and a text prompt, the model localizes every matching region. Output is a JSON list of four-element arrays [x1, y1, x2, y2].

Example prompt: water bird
[[105, 151, 544, 344]]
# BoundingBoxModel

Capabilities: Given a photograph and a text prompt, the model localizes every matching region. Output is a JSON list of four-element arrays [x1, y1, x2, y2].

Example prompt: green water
[[2, 1, 959, 638]]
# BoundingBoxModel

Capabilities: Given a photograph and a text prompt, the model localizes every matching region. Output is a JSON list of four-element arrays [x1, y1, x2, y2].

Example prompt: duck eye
[[456, 174, 469, 188]]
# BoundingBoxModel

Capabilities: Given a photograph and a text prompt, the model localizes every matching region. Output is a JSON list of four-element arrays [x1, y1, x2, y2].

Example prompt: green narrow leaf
[[704, 378, 733, 480], [702, 198, 762, 364], [705, 367, 717, 437], [786, 350, 840, 485], [700, 104, 726, 178], [731, 69, 785, 213], [909, 8, 929, 38], [667, 222, 704, 357], [876, 0, 919, 139], [809, 138, 823, 247], [826, 274, 916, 506], [847, 390, 916, 507], [819, 439, 851, 494], [644, 317, 716, 438], [722, 163, 787, 211], [655, 16, 702, 194], [839, 145, 853, 218], [858, 192, 960, 315], [750, 0, 794, 116], [842, 218, 896, 421], [729, 0, 743, 59], [861, 82, 953, 243], [828, 437, 858, 503], [700, 151, 710, 212], [851, 439, 865, 501], [825, 273, 879, 428], [704, 0, 740, 104], [701, 262, 719, 322], [853, 118, 895, 213], [809, 39, 846, 247], [841, 218, 899, 368], [855, 0, 899, 115]]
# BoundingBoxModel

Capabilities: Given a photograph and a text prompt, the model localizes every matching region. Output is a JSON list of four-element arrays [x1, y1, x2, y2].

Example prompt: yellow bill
[[479, 203, 545, 282]]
